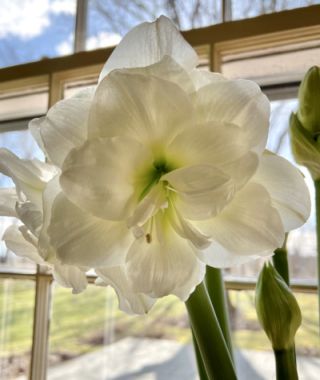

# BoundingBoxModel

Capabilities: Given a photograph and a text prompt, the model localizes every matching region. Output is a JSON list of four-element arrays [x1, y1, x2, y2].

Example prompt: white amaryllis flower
[[0, 16, 310, 314]]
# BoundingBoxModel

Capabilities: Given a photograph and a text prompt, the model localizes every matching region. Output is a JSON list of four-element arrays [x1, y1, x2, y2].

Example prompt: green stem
[[192, 331, 209, 380], [274, 348, 298, 380], [186, 283, 237, 380], [315, 179, 320, 332], [205, 267, 234, 359], [272, 234, 289, 285]]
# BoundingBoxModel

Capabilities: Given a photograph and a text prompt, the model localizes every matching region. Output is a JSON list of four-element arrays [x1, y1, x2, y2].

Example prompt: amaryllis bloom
[[0, 17, 310, 314]]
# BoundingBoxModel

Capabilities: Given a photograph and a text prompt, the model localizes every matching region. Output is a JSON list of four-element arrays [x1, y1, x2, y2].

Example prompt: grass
[[0, 280, 319, 363]]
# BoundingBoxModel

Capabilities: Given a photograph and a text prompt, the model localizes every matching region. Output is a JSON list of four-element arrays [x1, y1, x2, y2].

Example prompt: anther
[[145, 233, 152, 243]]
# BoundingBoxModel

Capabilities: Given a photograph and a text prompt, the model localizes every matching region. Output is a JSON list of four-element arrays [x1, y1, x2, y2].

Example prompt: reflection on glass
[[0, 279, 35, 379], [86, 0, 222, 51], [231, 0, 319, 20], [0, 0, 77, 68], [48, 284, 196, 379], [0, 127, 43, 271], [229, 290, 320, 379]]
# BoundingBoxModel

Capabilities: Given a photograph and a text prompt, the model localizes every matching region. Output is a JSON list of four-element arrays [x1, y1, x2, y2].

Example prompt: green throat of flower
[[138, 159, 174, 201]]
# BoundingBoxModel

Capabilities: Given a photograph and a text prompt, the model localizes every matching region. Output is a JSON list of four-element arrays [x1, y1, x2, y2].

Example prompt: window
[[0, 4, 319, 379]]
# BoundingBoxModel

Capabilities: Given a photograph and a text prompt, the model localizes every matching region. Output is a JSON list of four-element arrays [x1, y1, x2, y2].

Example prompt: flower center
[[138, 159, 174, 201]]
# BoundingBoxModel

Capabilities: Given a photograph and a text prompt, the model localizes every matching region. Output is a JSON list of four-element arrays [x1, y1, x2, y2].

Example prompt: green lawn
[[0, 279, 319, 362]]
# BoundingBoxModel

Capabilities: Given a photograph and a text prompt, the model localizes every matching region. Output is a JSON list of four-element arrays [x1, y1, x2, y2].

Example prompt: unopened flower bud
[[297, 66, 320, 135], [290, 112, 320, 180], [255, 263, 302, 350]]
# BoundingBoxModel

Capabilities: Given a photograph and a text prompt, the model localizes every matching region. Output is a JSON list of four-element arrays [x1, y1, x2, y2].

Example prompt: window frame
[[0, 5, 319, 379]]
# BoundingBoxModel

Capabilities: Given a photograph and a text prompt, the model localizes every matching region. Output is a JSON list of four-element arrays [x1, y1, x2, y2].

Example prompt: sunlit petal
[[61, 136, 152, 220], [89, 71, 194, 145], [126, 213, 205, 300], [252, 151, 311, 231], [99, 15, 198, 81], [48, 193, 132, 267], [197, 183, 285, 258], [29, 87, 95, 167], [96, 266, 155, 315], [53, 262, 88, 294]]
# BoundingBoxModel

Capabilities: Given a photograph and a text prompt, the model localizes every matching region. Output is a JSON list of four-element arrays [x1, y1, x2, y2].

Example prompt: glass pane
[[220, 41, 320, 86], [0, 92, 48, 121], [0, 0, 77, 68], [0, 125, 44, 272], [229, 289, 320, 379], [0, 278, 35, 379], [86, 0, 222, 51], [48, 284, 197, 379], [231, 0, 320, 20]]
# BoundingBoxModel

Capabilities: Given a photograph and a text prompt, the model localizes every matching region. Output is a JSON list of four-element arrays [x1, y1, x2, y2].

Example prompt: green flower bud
[[255, 263, 302, 350], [290, 112, 320, 180], [297, 66, 320, 135]]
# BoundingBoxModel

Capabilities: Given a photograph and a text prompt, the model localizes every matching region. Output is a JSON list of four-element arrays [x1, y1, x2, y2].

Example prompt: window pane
[[229, 289, 320, 379], [86, 0, 222, 51], [220, 41, 320, 86], [0, 0, 77, 68], [48, 284, 197, 379], [231, 0, 320, 21], [0, 279, 35, 379], [0, 92, 48, 122]]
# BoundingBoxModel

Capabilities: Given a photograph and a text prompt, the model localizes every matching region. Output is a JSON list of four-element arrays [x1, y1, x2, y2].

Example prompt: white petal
[[194, 78, 270, 153], [189, 69, 225, 90], [127, 185, 167, 229], [99, 16, 198, 81], [219, 152, 259, 189], [48, 192, 132, 267], [2, 225, 44, 265], [0, 149, 57, 208], [38, 176, 61, 262], [198, 240, 265, 268], [96, 266, 155, 315], [252, 151, 311, 231], [0, 188, 18, 217], [15, 201, 43, 237], [53, 262, 88, 294], [163, 165, 235, 220], [126, 213, 205, 300], [29, 87, 95, 167], [169, 207, 211, 250], [196, 183, 285, 259], [89, 71, 194, 145], [166, 121, 251, 168], [61, 136, 152, 220], [118, 55, 195, 94]]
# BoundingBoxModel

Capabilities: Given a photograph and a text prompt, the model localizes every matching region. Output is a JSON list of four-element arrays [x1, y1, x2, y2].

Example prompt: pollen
[[145, 233, 152, 243]]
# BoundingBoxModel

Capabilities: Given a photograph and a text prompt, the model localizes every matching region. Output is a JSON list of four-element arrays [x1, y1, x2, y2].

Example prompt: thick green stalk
[[272, 234, 289, 285], [315, 179, 320, 330], [274, 348, 298, 380], [205, 267, 234, 359], [186, 283, 237, 380], [192, 331, 209, 380]]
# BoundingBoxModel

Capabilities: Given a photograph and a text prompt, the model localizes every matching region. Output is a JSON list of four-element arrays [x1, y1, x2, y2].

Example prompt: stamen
[[145, 216, 154, 244]]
